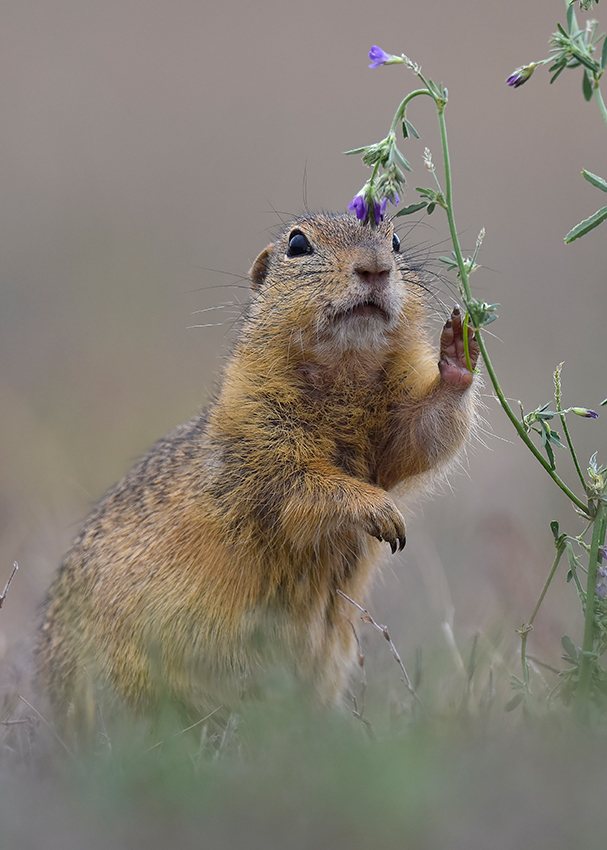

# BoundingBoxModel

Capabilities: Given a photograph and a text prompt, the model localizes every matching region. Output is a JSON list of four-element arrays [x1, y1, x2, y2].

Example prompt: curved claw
[[390, 540, 397, 554], [399, 535, 407, 551]]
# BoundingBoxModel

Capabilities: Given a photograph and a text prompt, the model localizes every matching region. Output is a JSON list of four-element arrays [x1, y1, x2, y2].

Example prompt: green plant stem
[[389, 89, 434, 135], [595, 86, 607, 133], [477, 323, 589, 514], [520, 627, 532, 689], [554, 364, 587, 490], [436, 108, 468, 297], [462, 312, 474, 373], [566, 541, 587, 599], [432, 104, 591, 516], [576, 518, 595, 543], [560, 0, 607, 129], [531, 546, 567, 627], [520, 545, 566, 686], [576, 500, 607, 716], [559, 410, 587, 490]]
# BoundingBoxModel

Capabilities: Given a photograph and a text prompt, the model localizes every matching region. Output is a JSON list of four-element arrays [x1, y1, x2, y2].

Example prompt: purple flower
[[369, 46, 391, 68], [572, 407, 599, 419], [349, 193, 369, 222], [349, 192, 390, 227], [599, 546, 607, 561], [506, 64, 536, 88], [368, 199, 385, 227]]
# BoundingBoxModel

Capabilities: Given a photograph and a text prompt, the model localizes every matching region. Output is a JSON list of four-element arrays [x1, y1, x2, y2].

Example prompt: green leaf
[[415, 187, 438, 200], [426, 203, 436, 215], [601, 398, 607, 406], [550, 520, 560, 540], [393, 147, 412, 173], [571, 49, 600, 76], [566, 543, 583, 589], [567, 3, 578, 34], [505, 693, 524, 712], [542, 431, 556, 469], [582, 169, 607, 192], [582, 70, 594, 102], [550, 65, 567, 85], [394, 202, 428, 217], [600, 35, 607, 71], [549, 58, 567, 73], [547, 430, 566, 449], [564, 205, 607, 242], [344, 146, 368, 156], [404, 119, 419, 139], [562, 634, 579, 663], [567, 570, 573, 583], [537, 417, 550, 446], [569, 48, 600, 75], [464, 298, 499, 330]]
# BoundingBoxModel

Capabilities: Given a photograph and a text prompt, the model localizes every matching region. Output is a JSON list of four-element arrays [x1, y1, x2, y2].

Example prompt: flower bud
[[368, 46, 405, 69], [506, 63, 536, 88]]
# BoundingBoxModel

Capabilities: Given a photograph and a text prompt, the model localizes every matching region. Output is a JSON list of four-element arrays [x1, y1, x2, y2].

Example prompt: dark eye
[[287, 231, 312, 257], [392, 232, 401, 253]]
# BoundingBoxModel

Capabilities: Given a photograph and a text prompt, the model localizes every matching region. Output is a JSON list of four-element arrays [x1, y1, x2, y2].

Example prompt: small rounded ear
[[249, 245, 274, 292]]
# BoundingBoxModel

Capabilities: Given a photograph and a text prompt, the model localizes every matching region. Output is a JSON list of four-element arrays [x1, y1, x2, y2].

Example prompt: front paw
[[438, 305, 479, 390], [361, 497, 406, 553]]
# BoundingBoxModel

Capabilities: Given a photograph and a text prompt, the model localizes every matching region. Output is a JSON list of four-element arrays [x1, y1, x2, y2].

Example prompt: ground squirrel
[[36, 212, 479, 735]]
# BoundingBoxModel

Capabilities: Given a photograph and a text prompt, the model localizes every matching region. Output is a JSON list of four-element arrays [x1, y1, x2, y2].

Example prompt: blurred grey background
[[1, 0, 605, 679]]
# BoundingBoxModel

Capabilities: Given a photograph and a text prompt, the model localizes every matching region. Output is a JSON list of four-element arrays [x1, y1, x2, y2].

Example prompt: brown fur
[[36, 212, 478, 735]]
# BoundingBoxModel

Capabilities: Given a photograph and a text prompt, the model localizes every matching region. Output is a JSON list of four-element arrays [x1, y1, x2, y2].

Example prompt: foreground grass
[[3, 642, 607, 850]]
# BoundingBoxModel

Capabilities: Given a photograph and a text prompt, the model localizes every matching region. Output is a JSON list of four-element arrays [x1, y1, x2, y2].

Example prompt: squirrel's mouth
[[333, 298, 391, 323]]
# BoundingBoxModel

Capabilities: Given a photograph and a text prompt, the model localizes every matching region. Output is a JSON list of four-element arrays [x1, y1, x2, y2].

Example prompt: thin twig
[[0, 562, 18, 610], [17, 694, 75, 760], [144, 705, 224, 753], [346, 617, 367, 713], [337, 589, 420, 705], [526, 654, 561, 676], [348, 691, 375, 740], [343, 617, 374, 738], [442, 619, 466, 678], [554, 363, 587, 491], [213, 711, 239, 760]]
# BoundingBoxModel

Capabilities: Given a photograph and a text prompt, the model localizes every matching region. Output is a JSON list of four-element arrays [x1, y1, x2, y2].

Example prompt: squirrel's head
[[247, 213, 419, 357]]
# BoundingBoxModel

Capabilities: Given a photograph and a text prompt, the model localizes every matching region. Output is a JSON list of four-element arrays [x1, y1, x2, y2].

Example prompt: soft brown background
[[1, 0, 605, 673]]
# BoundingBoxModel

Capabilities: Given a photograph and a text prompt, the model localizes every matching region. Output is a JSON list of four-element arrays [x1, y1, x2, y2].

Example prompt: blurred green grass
[[3, 673, 607, 850], [2, 600, 605, 850]]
